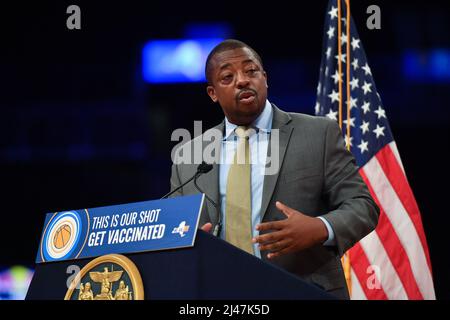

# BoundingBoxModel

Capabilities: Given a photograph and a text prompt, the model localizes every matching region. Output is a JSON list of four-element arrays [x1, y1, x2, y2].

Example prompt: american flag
[[315, 0, 435, 299]]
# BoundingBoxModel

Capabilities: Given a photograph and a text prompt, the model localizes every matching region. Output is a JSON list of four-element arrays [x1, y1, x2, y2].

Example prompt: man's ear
[[263, 71, 268, 88], [207, 85, 218, 103]]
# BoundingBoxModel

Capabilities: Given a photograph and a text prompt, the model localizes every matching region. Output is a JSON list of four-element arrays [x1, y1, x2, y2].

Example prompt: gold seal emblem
[[64, 254, 144, 300]]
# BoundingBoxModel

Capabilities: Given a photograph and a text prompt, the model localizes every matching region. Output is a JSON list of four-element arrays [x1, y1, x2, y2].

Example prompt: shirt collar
[[224, 99, 273, 140]]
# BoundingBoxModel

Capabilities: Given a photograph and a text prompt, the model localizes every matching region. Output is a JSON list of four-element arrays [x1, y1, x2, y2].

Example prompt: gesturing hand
[[200, 223, 213, 233], [252, 201, 329, 259]]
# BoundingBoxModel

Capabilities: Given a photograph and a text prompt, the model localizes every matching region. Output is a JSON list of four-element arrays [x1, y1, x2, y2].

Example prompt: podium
[[26, 230, 333, 300]]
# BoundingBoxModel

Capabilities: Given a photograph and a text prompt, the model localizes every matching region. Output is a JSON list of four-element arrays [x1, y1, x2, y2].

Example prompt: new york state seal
[[65, 254, 144, 300]]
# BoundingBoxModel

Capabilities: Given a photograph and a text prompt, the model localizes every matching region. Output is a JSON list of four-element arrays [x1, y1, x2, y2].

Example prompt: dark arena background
[[0, 0, 449, 299]]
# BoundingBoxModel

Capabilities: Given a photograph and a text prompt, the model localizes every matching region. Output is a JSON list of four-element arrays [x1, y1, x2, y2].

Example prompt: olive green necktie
[[225, 126, 254, 254]]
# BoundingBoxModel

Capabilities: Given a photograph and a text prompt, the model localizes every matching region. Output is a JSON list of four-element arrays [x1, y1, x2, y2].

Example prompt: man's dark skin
[[201, 47, 329, 259]]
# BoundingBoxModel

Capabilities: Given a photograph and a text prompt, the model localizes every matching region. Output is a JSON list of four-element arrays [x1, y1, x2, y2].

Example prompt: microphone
[[160, 162, 211, 199], [161, 162, 222, 237], [197, 161, 213, 174], [193, 164, 222, 237]]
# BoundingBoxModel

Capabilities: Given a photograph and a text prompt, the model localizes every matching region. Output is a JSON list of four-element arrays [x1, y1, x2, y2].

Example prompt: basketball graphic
[[53, 224, 72, 249], [43, 211, 82, 260]]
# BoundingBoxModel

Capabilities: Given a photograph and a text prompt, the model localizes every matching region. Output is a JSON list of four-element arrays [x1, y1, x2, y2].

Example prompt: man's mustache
[[236, 89, 257, 101]]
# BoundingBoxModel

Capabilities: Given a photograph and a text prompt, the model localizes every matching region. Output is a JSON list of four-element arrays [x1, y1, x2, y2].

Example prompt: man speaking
[[169, 39, 379, 299]]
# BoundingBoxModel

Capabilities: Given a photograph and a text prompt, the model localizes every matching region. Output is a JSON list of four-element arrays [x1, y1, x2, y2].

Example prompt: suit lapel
[[199, 108, 292, 223], [200, 122, 223, 224], [202, 162, 220, 224], [260, 105, 293, 221]]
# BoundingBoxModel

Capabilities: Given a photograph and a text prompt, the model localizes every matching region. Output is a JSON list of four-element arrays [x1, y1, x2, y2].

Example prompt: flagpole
[[337, 0, 343, 129], [344, 0, 353, 298], [346, 0, 351, 150], [337, 0, 353, 298]]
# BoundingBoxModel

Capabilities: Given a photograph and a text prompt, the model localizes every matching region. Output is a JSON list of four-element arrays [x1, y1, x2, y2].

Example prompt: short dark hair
[[205, 39, 264, 85]]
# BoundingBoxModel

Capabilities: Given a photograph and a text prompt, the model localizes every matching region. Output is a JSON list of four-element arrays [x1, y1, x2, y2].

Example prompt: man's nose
[[236, 71, 250, 89]]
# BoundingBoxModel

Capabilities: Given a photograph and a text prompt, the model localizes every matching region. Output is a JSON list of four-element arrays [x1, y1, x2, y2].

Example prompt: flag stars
[[360, 121, 370, 134], [335, 53, 346, 63], [340, 33, 348, 45], [317, 9, 389, 159], [373, 124, 386, 138], [374, 106, 387, 119], [362, 81, 372, 94], [350, 77, 359, 90], [328, 6, 338, 19], [361, 101, 371, 114], [327, 26, 335, 39], [315, 102, 321, 115], [362, 63, 372, 76], [326, 47, 332, 59], [357, 140, 369, 154], [346, 96, 358, 110], [345, 136, 353, 148], [343, 117, 355, 127], [331, 70, 342, 84], [326, 109, 338, 120], [328, 89, 340, 103], [351, 37, 361, 50]]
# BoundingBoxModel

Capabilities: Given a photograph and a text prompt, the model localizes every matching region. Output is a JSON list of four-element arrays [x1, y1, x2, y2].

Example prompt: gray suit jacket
[[169, 104, 379, 299]]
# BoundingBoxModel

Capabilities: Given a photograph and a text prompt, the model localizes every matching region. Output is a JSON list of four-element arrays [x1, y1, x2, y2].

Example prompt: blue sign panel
[[36, 194, 204, 263]]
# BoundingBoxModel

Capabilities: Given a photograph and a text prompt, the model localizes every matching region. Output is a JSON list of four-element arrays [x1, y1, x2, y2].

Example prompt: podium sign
[[36, 194, 204, 263]]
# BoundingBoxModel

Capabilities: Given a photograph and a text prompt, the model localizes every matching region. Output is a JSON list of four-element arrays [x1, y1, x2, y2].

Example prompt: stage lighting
[[142, 38, 223, 84], [403, 49, 450, 82]]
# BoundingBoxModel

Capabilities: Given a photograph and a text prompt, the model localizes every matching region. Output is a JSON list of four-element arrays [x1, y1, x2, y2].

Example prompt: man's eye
[[222, 75, 232, 81]]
